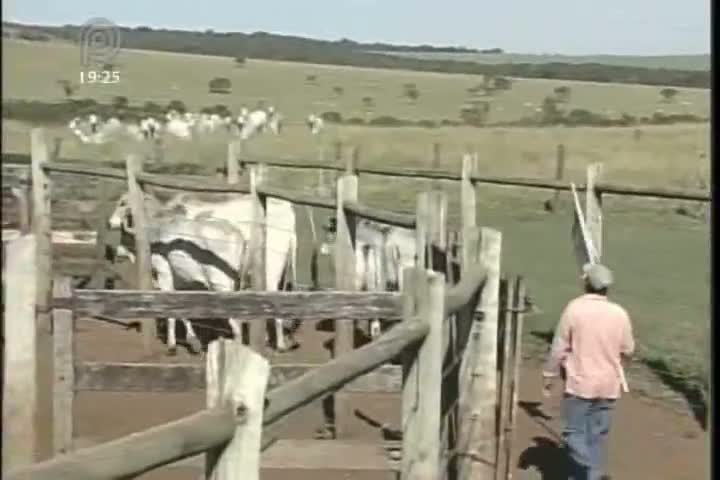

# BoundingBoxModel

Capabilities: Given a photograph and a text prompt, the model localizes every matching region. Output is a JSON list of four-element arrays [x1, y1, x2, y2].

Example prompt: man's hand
[[541, 376, 553, 398]]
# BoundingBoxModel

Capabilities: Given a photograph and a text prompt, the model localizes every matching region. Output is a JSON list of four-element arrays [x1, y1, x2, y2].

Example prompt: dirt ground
[[70, 317, 708, 480]]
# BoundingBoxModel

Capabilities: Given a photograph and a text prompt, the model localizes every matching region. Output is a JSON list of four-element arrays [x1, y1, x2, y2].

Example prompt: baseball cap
[[582, 263, 614, 290]]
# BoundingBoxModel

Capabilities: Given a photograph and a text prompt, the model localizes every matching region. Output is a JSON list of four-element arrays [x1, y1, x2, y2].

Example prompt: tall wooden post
[[457, 227, 502, 480], [3, 235, 41, 468], [29, 129, 54, 460], [401, 267, 446, 480], [333, 172, 358, 438], [52, 276, 74, 455], [125, 154, 155, 354], [249, 164, 268, 353]]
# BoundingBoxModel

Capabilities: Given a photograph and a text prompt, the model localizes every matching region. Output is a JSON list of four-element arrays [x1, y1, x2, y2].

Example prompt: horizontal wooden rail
[[257, 185, 337, 210], [4, 405, 245, 480], [5, 154, 710, 202], [57, 289, 403, 320], [262, 319, 429, 425], [344, 200, 416, 229], [445, 262, 487, 315], [74, 362, 403, 394]]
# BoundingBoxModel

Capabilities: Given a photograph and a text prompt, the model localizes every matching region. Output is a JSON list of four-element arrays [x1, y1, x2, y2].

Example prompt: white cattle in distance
[[108, 191, 299, 353], [240, 106, 282, 140], [307, 114, 324, 135]]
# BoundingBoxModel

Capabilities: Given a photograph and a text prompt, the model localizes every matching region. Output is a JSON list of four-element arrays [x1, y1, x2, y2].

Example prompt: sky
[[3, 0, 711, 55]]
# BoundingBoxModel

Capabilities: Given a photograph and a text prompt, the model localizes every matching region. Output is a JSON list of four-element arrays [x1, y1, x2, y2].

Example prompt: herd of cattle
[[68, 107, 325, 144], [106, 188, 415, 355]]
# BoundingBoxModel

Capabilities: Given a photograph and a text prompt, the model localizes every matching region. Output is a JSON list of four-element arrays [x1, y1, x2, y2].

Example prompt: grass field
[[1, 38, 711, 393], [379, 51, 711, 71], [2, 40, 711, 124]]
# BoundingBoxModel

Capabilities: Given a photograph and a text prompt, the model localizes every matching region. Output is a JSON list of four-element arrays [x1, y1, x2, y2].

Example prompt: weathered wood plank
[[401, 268, 445, 480], [333, 173, 359, 438], [343, 200, 416, 229], [249, 164, 268, 353], [205, 340, 269, 480], [30, 129, 52, 328], [73, 362, 405, 394], [4, 406, 246, 480], [2, 235, 40, 470], [60, 290, 402, 319], [52, 277, 74, 456], [263, 320, 428, 427], [502, 277, 526, 480], [125, 154, 155, 354], [458, 227, 502, 480], [494, 278, 514, 480]]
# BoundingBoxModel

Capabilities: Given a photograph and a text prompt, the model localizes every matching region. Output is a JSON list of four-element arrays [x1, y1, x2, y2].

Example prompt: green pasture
[[1, 38, 710, 391]]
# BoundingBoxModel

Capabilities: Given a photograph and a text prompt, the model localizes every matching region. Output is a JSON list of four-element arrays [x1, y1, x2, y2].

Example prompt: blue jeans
[[562, 393, 615, 480]]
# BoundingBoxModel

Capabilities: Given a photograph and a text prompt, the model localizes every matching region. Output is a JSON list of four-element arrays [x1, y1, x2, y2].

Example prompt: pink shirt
[[543, 293, 635, 400]]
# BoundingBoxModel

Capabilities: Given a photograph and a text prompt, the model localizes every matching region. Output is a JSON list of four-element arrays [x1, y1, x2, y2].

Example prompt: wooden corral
[[5, 126, 706, 479], [2, 131, 534, 479]]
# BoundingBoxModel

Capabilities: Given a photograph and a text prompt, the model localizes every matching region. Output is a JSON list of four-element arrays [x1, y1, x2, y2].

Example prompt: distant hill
[[381, 51, 710, 72], [2, 21, 709, 88]]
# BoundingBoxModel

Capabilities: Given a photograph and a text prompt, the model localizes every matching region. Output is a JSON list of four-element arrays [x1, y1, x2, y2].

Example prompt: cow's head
[[107, 192, 162, 233]]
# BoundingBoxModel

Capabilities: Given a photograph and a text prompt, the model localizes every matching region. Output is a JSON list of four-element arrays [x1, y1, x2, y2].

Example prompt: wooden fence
[[2, 226, 526, 480]]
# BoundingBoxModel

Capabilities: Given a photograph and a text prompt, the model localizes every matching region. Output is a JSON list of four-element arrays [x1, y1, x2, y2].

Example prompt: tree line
[[5, 22, 709, 89]]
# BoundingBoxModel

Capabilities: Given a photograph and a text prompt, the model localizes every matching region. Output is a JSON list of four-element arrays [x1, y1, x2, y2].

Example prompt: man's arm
[[620, 312, 635, 359], [542, 305, 573, 378]]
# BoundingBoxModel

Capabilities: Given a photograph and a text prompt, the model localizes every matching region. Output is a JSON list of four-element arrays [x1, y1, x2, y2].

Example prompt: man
[[542, 263, 635, 480]]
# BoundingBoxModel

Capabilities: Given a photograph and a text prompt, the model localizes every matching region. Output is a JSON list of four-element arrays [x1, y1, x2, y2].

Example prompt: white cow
[[321, 217, 417, 338], [115, 207, 250, 354], [108, 191, 299, 353], [164, 117, 193, 139], [240, 107, 282, 140], [307, 114, 324, 135]]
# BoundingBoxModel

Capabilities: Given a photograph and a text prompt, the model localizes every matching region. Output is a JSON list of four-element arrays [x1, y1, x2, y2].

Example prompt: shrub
[[234, 56, 246, 66], [112, 96, 129, 109], [208, 77, 232, 94], [321, 111, 343, 123], [416, 119, 437, 128], [440, 119, 462, 127], [369, 115, 407, 127], [167, 99, 187, 113], [143, 101, 163, 114], [345, 117, 365, 125]]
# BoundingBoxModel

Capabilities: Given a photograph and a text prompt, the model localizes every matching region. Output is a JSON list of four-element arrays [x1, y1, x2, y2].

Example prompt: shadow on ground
[[517, 436, 568, 480], [641, 357, 707, 430]]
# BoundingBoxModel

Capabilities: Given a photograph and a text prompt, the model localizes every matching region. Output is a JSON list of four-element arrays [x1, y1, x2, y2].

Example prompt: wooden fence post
[[11, 184, 30, 234], [503, 276, 526, 480], [249, 164, 268, 353], [205, 339, 270, 480], [549, 143, 566, 211], [457, 227, 502, 480], [2, 235, 40, 469], [30, 129, 52, 332], [585, 163, 603, 259], [333, 171, 359, 438], [125, 154, 155, 354], [461, 154, 478, 270], [88, 185, 115, 290], [52, 276, 74, 455], [401, 266, 446, 480], [227, 141, 241, 184], [495, 277, 514, 480]]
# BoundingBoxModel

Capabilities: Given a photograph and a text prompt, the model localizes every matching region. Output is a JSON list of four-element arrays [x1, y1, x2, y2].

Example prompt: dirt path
[[72, 318, 709, 480]]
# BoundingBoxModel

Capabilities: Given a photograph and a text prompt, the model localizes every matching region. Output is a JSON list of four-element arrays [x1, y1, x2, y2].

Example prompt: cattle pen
[[2, 128, 710, 479], [3, 128, 535, 480]]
